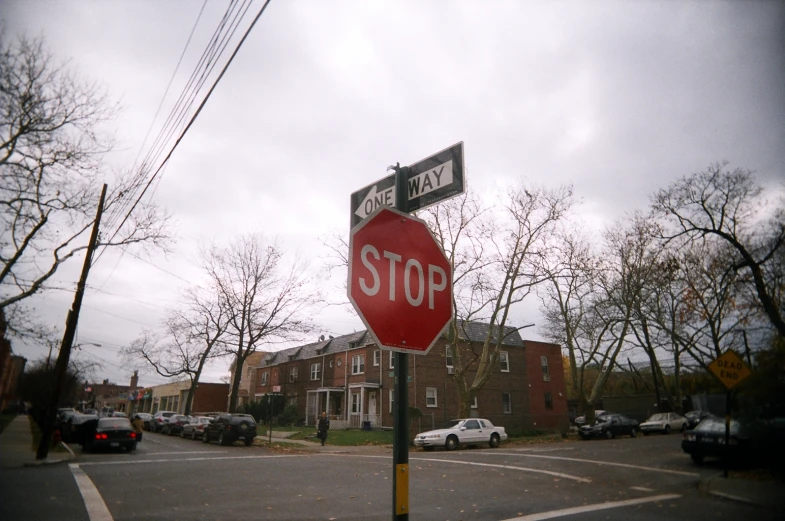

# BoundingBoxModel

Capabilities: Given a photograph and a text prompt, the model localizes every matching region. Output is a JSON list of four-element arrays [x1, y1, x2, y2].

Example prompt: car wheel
[[664, 425, 671, 435], [202, 432, 209, 444], [445, 435, 459, 451], [192, 430, 197, 440], [218, 432, 227, 446], [681, 423, 686, 433], [244, 437, 253, 446], [630, 428, 638, 438], [489, 433, 501, 448], [642, 431, 649, 436], [605, 429, 614, 439], [691, 453, 704, 465]]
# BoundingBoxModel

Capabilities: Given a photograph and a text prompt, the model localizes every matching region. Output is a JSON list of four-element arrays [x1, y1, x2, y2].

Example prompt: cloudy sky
[[4, 0, 784, 387]]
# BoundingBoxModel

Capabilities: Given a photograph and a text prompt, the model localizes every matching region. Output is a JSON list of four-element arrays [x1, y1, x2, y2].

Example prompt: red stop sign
[[348, 206, 453, 355]]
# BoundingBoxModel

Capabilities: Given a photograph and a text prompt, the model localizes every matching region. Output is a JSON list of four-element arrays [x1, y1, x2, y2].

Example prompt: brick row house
[[248, 322, 569, 434]]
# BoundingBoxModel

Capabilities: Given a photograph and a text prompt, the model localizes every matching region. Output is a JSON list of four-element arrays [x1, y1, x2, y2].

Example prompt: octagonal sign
[[348, 206, 453, 355]]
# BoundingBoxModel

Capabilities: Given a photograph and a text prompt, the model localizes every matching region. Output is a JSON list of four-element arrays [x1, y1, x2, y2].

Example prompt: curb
[[699, 474, 782, 511]]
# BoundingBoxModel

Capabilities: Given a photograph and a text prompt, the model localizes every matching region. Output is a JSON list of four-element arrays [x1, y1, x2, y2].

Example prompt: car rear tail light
[[227, 425, 232, 431], [95, 433, 108, 440], [130, 432, 136, 439]]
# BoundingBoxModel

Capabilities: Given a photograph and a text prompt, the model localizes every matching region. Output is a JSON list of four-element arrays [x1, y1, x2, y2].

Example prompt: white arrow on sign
[[354, 182, 396, 220], [407, 160, 453, 200]]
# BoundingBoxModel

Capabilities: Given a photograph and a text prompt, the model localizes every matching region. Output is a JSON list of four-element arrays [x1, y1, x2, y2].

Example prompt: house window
[[260, 371, 269, 386], [471, 396, 478, 409], [541, 356, 550, 381], [425, 387, 437, 408], [373, 350, 380, 366], [445, 346, 453, 369], [310, 363, 321, 381], [502, 392, 511, 414], [351, 392, 360, 413], [544, 392, 553, 410], [389, 389, 394, 413], [352, 355, 365, 374], [288, 367, 298, 383], [499, 351, 510, 372], [389, 351, 395, 369], [287, 396, 297, 407]]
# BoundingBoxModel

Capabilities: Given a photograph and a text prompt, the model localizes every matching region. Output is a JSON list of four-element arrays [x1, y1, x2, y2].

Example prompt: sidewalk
[[701, 473, 785, 512], [0, 415, 73, 468]]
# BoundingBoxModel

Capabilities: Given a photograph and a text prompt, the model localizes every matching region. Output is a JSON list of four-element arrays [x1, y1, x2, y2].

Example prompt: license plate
[[700, 438, 714, 443], [110, 442, 119, 447]]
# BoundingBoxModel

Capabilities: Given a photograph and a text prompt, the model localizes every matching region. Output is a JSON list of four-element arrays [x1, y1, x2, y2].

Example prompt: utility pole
[[37, 184, 107, 460]]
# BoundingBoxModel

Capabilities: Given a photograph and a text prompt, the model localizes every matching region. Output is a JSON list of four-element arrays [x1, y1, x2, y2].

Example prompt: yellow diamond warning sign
[[708, 350, 751, 390]]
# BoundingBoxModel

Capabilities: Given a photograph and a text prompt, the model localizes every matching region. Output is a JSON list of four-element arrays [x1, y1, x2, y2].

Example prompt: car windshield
[[646, 413, 668, 422], [199, 417, 212, 424], [695, 418, 741, 435], [174, 415, 188, 421], [98, 418, 132, 429], [444, 420, 465, 429], [594, 416, 611, 424]]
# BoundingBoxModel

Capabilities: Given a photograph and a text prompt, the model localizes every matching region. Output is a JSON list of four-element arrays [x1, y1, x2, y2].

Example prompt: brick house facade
[[249, 322, 569, 434]]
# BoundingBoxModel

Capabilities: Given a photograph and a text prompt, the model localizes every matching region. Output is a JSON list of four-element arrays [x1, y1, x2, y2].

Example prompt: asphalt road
[[3, 430, 780, 521]]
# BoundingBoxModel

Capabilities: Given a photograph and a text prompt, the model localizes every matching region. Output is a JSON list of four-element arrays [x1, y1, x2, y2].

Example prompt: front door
[[368, 392, 377, 424]]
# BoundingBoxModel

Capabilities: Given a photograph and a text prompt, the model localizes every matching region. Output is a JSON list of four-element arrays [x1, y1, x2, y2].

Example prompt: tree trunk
[[228, 349, 245, 413]]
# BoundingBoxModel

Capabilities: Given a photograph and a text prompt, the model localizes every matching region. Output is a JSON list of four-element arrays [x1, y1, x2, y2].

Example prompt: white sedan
[[640, 412, 688, 435], [414, 418, 507, 451]]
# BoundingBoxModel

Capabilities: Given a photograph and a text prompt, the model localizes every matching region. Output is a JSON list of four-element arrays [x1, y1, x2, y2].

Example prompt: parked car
[[161, 414, 189, 436], [640, 412, 688, 435], [181, 416, 213, 440], [574, 410, 609, 427], [63, 413, 99, 443], [579, 414, 639, 440], [681, 417, 752, 465], [413, 418, 507, 451], [134, 412, 153, 431], [684, 410, 714, 429], [111, 411, 127, 418], [202, 414, 258, 446], [149, 411, 177, 433], [82, 417, 138, 452]]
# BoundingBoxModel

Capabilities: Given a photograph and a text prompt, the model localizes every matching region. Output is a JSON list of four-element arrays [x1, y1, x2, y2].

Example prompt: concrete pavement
[[0, 414, 73, 468], [701, 473, 785, 512]]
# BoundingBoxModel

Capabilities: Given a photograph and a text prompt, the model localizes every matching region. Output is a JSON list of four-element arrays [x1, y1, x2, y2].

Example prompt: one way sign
[[350, 141, 465, 228]]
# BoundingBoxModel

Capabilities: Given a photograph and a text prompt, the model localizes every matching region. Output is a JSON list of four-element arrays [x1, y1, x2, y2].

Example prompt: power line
[[100, 0, 273, 245]]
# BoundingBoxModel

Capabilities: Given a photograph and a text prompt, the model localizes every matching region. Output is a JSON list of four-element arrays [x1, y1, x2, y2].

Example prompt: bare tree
[[0, 35, 171, 333], [204, 234, 318, 412], [651, 162, 785, 336], [423, 185, 573, 417], [122, 287, 229, 415]]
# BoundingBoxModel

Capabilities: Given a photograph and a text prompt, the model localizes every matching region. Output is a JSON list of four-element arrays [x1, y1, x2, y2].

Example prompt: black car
[[202, 414, 257, 446], [684, 410, 714, 429], [681, 417, 756, 465], [161, 414, 189, 436], [579, 414, 639, 440], [82, 417, 138, 452], [63, 413, 99, 443]]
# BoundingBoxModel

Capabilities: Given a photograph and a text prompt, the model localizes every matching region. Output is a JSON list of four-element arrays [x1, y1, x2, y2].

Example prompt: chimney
[[130, 370, 138, 389], [102, 378, 109, 385]]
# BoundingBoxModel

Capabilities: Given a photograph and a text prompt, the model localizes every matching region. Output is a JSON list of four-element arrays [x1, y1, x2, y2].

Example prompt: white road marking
[[630, 486, 654, 492], [500, 493, 681, 521], [145, 450, 227, 455], [69, 464, 113, 521], [409, 457, 591, 483], [479, 452, 699, 477], [78, 454, 309, 466]]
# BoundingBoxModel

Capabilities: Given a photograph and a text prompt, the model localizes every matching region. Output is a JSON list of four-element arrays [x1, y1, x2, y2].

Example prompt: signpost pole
[[724, 390, 731, 479], [391, 163, 410, 520]]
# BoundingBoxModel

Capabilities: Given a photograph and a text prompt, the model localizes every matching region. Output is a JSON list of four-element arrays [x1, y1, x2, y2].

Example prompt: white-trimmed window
[[352, 354, 365, 374], [260, 371, 269, 386], [373, 350, 380, 366], [288, 367, 298, 383], [425, 387, 437, 407], [389, 351, 395, 369], [445, 346, 454, 369], [502, 392, 512, 414], [287, 396, 297, 407], [389, 389, 394, 413], [499, 351, 510, 372], [541, 355, 550, 381], [351, 392, 360, 413], [471, 396, 478, 409], [310, 362, 321, 381]]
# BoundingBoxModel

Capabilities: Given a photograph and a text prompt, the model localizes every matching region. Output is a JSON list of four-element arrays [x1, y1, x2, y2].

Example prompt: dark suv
[[202, 414, 257, 446]]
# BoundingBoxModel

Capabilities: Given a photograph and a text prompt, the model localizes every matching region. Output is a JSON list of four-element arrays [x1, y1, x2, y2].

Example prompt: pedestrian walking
[[132, 414, 144, 442], [317, 412, 330, 446]]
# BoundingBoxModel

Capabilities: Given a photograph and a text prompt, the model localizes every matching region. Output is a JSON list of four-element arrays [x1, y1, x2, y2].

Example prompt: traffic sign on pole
[[707, 350, 751, 390], [348, 205, 453, 355], [349, 141, 465, 228]]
